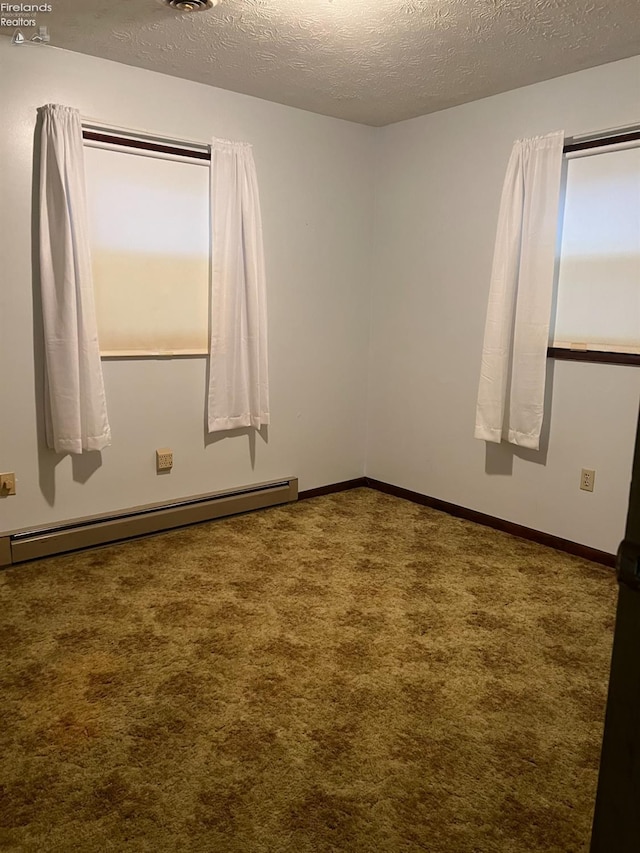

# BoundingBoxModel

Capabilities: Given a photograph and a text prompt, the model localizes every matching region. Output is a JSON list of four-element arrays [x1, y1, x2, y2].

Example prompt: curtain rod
[[82, 129, 211, 162], [81, 116, 210, 152], [83, 136, 210, 167], [564, 128, 640, 154], [565, 138, 640, 160], [568, 121, 640, 143]]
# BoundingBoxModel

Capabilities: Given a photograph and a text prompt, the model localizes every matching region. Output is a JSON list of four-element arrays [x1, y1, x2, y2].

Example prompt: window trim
[[82, 129, 210, 161], [551, 127, 640, 364], [547, 347, 640, 366], [563, 129, 640, 155]]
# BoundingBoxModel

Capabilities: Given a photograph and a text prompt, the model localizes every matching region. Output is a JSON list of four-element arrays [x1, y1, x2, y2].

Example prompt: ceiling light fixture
[[165, 0, 219, 11]]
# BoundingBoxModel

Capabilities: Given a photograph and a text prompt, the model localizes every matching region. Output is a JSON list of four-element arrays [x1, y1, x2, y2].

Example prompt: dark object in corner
[[590, 405, 640, 852]]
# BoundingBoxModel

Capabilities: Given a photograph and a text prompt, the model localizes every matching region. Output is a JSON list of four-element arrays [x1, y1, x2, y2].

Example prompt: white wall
[[0, 42, 376, 532], [2, 42, 638, 554], [366, 56, 640, 554]]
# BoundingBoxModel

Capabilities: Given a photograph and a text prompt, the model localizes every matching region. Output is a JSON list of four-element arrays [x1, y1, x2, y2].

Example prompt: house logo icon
[[32, 26, 49, 44]]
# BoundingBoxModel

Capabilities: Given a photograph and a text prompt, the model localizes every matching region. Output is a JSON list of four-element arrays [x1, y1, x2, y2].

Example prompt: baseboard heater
[[1, 477, 298, 567]]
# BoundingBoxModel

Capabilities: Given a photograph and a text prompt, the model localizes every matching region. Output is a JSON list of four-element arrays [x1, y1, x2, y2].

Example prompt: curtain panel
[[475, 130, 565, 450], [39, 104, 111, 454], [208, 138, 270, 432]]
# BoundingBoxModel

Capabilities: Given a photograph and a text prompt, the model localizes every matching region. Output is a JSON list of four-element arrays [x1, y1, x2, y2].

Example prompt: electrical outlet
[[0, 473, 16, 495], [156, 448, 173, 472], [580, 468, 595, 492]]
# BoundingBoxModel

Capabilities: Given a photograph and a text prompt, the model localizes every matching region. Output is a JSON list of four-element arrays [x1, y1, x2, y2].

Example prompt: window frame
[[82, 126, 211, 360], [548, 128, 640, 367]]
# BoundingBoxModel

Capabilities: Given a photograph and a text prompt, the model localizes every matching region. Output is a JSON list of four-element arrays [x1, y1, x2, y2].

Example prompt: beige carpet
[[0, 488, 616, 852]]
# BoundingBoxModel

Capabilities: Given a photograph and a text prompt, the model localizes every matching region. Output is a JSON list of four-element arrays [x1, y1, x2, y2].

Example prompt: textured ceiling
[[5, 0, 640, 125]]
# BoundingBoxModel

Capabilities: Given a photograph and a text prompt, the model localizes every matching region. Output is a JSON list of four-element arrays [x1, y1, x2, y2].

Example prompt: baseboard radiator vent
[[1, 477, 298, 567]]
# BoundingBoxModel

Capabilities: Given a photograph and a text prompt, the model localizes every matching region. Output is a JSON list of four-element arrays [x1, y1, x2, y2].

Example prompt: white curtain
[[39, 104, 111, 454], [208, 138, 269, 432], [475, 130, 565, 450]]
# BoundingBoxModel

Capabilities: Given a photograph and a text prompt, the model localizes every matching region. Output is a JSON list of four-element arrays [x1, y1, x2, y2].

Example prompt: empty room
[[1, 1, 639, 850]]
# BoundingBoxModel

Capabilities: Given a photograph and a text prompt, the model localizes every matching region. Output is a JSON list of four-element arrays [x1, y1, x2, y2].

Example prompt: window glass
[[553, 146, 640, 353], [84, 145, 210, 356]]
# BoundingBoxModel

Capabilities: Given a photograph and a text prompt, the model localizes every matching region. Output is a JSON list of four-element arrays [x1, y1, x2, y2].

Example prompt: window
[[551, 137, 640, 362], [83, 135, 210, 357]]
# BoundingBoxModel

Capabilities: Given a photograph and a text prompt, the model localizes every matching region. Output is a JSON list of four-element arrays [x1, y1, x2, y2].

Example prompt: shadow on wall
[[31, 112, 104, 504], [201, 313, 270, 471], [204, 424, 269, 471], [485, 359, 556, 475]]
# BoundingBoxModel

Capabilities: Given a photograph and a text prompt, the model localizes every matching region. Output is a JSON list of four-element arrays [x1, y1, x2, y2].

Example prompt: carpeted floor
[[0, 488, 616, 852]]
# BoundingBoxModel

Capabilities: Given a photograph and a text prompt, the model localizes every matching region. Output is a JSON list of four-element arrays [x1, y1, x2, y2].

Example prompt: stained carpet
[[0, 488, 616, 852]]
